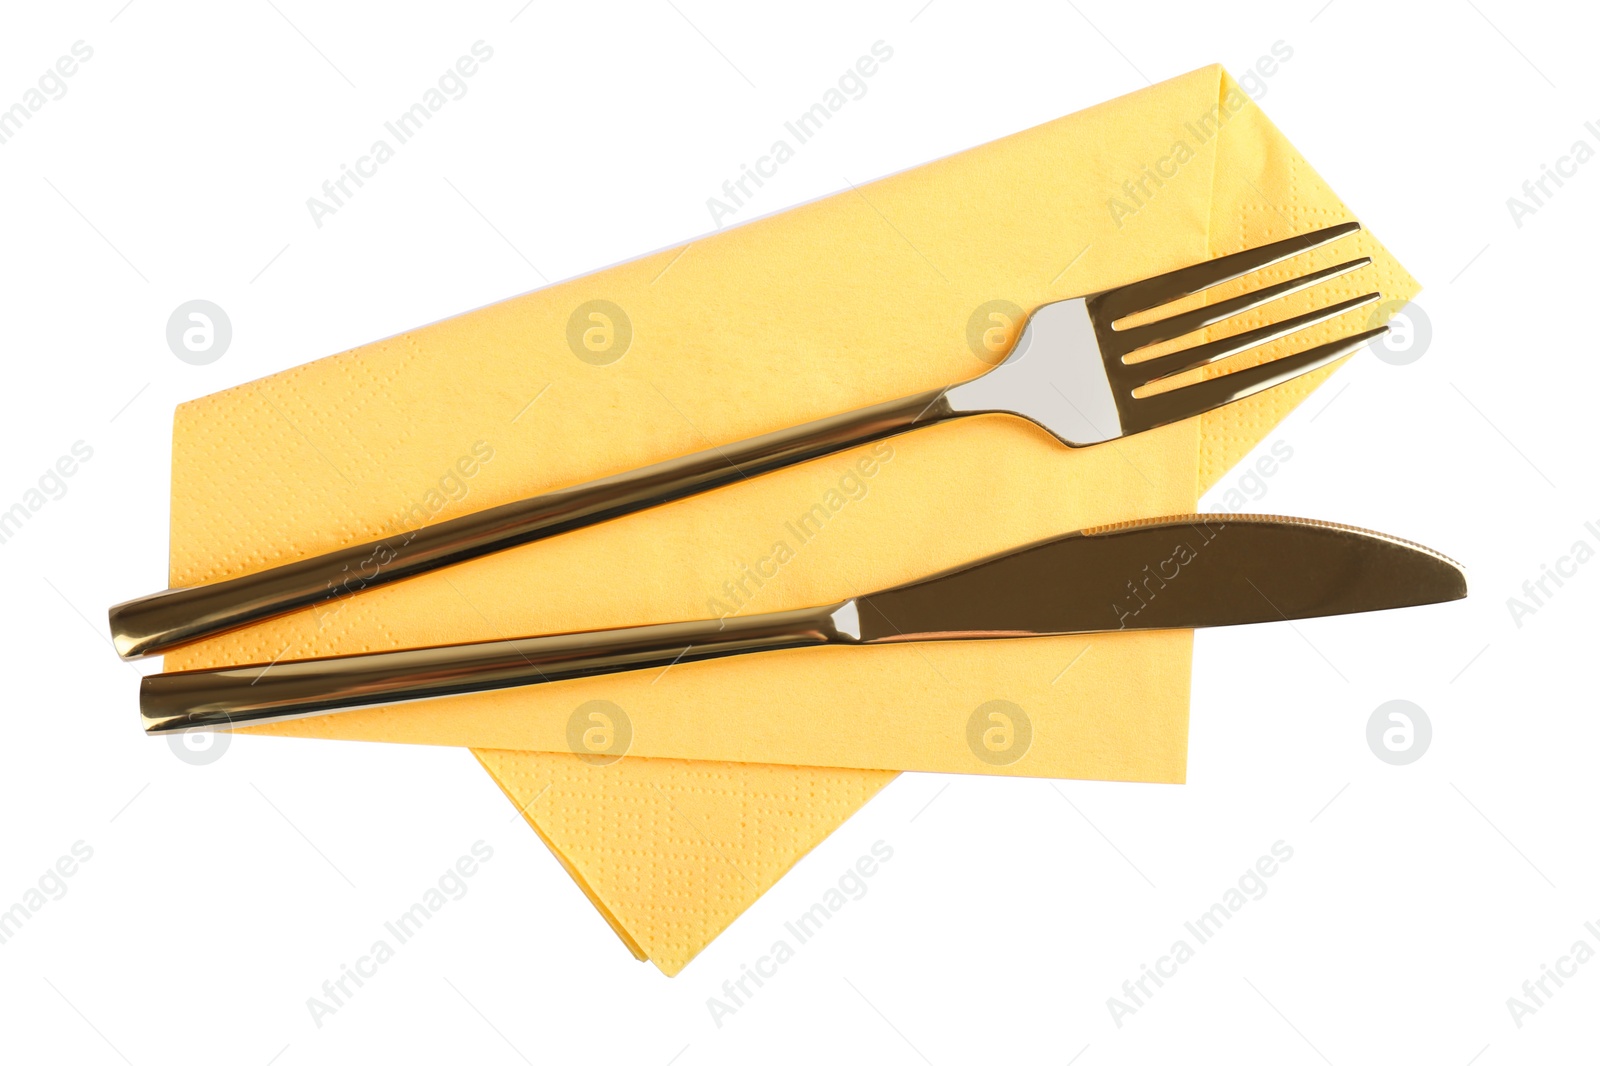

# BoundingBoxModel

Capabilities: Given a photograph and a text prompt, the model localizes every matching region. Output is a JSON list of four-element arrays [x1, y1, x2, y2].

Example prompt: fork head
[[942, 222, 1388, 446]]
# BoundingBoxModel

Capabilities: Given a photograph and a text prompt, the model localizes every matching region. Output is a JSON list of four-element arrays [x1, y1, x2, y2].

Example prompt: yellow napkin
[[166, 66, 1416, 973]]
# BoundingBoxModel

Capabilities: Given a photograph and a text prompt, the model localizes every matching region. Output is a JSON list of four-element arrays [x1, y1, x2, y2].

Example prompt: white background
[[1, 0, 1594, 1062]]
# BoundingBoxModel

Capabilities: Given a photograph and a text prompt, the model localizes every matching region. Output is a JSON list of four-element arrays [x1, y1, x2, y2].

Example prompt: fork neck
[[942, 298, 1124, 447], [804, 387, 959, 449]]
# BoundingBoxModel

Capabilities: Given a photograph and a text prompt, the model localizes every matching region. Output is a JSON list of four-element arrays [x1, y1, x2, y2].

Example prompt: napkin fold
[[166, 65, 1416, 974]]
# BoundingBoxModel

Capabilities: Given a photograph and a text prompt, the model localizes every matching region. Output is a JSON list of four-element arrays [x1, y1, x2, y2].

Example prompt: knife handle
[[140, 601, 861, 733], [109, 389, 953, 661]]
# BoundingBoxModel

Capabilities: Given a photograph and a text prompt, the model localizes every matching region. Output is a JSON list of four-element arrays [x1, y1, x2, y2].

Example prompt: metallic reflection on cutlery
[[112, 222, 1382, 660], [141, 513, 1466, 733]]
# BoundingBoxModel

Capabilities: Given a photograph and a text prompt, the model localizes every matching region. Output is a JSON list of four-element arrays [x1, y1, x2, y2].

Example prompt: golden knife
[[142, 513, 1466, 734]]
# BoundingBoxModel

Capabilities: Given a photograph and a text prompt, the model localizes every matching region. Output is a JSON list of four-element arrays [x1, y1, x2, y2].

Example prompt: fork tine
[[1129, 325, 1387, 433], [1128, 292, 1380, 386], [1092, 221, 1362, 322], [1111, 258, 1370, 354]]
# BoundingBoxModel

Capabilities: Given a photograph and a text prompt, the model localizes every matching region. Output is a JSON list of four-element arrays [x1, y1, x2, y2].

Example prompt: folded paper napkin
[[165, 65, 1416, 974]]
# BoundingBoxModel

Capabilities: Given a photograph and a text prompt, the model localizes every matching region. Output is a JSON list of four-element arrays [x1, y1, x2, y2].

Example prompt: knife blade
[[141, 514, 1465, 733], [856, 512, 1466, 640]]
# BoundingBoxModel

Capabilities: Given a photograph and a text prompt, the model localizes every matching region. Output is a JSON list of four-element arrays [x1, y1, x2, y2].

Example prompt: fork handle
[[110, 388, 955, 660], [139, 601, 859, 733]]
